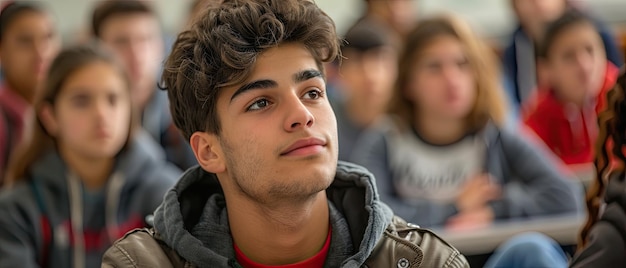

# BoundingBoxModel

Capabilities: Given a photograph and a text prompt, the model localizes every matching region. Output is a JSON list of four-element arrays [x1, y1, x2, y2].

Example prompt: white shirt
[[388, 129, 486, 203]]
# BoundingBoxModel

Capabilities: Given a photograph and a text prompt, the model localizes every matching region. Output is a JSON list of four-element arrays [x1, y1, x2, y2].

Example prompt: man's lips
[[280, 137, 327, 157]]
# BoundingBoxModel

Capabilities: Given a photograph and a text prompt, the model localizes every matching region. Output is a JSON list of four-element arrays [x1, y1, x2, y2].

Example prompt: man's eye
[[247, 98, 271, 111], [303, 89, 324, 100]]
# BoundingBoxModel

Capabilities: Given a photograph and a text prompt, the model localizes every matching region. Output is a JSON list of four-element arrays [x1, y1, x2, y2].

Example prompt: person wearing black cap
[[333, 18, 398, 164]]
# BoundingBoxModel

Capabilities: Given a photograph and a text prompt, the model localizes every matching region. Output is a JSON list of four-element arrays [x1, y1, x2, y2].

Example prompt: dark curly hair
[[161, 0, 341, 140], [580, 67, 626, 248]]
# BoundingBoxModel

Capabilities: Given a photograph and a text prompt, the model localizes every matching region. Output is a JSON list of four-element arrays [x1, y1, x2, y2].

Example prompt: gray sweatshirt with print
[[356, 121, 584, 227]]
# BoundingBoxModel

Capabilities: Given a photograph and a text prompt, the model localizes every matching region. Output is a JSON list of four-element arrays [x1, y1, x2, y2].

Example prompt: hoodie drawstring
[[67, 171, 125, 268], [67, 173, 85, 268], [105, 172, 124, 243]]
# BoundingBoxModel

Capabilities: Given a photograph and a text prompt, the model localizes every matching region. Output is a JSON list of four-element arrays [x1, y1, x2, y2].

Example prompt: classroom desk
[[436, 213, 585, 256]]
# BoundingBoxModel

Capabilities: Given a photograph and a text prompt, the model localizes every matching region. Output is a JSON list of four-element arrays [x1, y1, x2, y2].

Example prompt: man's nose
[[283, 94, 315, 132]]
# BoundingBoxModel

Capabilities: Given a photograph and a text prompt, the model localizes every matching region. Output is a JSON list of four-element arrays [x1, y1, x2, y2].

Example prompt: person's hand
[[455, 173, 501, 212], [445, 206, 494, 231]]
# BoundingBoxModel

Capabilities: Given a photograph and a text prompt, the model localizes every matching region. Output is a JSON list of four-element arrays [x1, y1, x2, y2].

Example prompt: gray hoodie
[[0, 131, 180, 268], [148, 161, 466, 267], [357, 121, 585, 227]]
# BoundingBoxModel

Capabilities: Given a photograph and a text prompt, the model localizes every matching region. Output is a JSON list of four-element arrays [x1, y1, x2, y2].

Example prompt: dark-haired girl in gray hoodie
[[0, 45, 180, 268]]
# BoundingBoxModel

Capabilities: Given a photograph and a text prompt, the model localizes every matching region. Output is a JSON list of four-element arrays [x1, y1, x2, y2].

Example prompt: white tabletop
[[435, 213, 586, 255]]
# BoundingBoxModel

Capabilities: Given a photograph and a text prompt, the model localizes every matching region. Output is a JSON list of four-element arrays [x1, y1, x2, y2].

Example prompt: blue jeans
[[484, 232, 569, 268]]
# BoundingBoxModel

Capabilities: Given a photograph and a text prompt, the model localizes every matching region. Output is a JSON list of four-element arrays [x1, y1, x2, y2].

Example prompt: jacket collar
[[152, 161, 394, 267]]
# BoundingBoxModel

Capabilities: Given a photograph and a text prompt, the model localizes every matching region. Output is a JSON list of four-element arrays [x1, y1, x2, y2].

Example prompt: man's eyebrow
[[229, 69, 323, 103], [293, 69, 323, 83], [230, 79, 278, 102]]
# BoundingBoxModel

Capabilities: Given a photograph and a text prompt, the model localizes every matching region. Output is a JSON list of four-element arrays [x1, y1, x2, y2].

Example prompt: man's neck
[[521, 23, 543, 42], [227, 190, 330, 265]]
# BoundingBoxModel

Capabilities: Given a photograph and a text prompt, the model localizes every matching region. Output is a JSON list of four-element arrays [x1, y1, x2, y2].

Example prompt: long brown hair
[[5, 44, 133, 186], [390, 15, 507, 131], [580, 68, 626, 248]]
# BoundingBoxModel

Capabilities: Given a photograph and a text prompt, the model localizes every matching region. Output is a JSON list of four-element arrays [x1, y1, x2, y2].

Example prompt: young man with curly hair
[[102, 1, 468, 267]]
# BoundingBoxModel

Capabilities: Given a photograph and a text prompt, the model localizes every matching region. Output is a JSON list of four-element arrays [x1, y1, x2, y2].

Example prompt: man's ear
[[190, 131, 226, 174], [39, 103, 58, 136]]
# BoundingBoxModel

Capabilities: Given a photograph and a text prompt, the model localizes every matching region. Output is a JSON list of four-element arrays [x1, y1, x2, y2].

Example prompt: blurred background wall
[[41, 0, 626, 46]]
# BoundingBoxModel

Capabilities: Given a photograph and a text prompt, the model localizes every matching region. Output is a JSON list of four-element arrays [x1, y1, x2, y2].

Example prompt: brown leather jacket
[[102, 163, 469, 268], [103, 216, 467, 268]]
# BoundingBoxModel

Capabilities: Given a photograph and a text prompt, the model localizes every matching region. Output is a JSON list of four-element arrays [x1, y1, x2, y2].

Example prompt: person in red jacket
[[524, 10, 620, 166]]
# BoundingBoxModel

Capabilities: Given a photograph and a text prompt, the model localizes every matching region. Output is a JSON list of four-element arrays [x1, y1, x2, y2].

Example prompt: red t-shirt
[[234, 227, 332, 268]]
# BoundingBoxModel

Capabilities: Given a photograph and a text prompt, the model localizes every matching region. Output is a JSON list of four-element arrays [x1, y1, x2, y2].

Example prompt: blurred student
[[485, 68, 626, 268], [0, 1, 60, 185], [504, 0, 622, 109], [360, 0, 416, 40], [0, 44, 180, 268], [524, 11, 620, 166], [365, 15, 582, 228], [91, 0, 196, 170], [334, 18, 397, 163]]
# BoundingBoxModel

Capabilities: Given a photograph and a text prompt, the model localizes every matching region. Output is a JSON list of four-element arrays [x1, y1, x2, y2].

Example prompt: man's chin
[[284, 165, 335, 188], [291, 157, 336, 174]]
